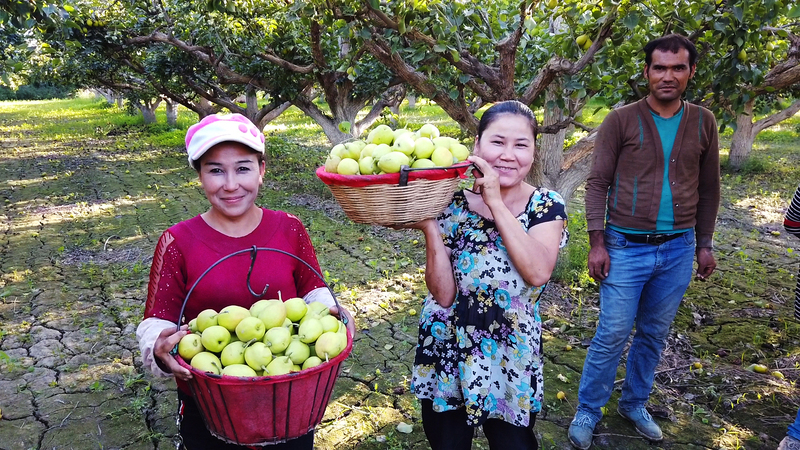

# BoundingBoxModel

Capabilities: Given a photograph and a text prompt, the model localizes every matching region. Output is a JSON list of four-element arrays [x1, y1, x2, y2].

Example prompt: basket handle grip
[[174, 246, 345, 334]]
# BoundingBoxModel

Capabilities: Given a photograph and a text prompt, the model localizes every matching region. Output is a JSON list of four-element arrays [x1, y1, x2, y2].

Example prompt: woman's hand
[[329, 305, 356, 338], [467, 155, 502, 209], [153, 325, 193, 381]]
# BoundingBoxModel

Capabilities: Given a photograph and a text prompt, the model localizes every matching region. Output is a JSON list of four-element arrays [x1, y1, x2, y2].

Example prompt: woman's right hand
[[153, 325, 193, 381]]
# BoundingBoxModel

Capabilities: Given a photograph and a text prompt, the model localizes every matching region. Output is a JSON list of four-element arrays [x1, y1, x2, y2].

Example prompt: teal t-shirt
[[608, 106, 691, 235]]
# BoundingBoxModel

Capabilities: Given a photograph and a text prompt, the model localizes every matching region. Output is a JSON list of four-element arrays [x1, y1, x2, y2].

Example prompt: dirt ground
[[1, 102, 799, 450]]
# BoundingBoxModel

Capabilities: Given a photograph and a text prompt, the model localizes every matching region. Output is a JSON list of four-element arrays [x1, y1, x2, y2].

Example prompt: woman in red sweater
[[136, 113, 354, 450]]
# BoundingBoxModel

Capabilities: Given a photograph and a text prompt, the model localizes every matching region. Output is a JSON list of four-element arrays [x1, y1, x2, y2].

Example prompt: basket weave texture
[[316, 165, 468, 226], [175, 331, 353, 446]]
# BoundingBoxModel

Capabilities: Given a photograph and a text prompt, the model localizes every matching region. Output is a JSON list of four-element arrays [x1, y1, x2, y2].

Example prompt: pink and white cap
[[185, 113, 265, 168]]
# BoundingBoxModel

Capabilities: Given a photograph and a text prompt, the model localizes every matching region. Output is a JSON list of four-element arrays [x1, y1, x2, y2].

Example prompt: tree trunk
[[135, 99, 161, 124], [165, 99, 179, 126], [728, 99, 756, 170], [115, 95, 124, 109], [407, 94, 416, 109], [529, 81, 567, 191], [256, 101, 292, 130]]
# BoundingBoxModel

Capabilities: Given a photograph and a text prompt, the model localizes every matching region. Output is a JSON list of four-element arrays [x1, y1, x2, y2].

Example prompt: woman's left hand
[[329, 305, 356, 338]]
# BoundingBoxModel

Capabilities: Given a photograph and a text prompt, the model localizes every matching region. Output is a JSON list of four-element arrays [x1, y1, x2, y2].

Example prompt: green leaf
[[732, 6, 743, 23], [338, 121, 351, 134], [448, 89, 459, 100], [450, 49, 460, 62], [433, 44, 446, 53], [789, 5, 800, 18], [622, 12, 641, 30]]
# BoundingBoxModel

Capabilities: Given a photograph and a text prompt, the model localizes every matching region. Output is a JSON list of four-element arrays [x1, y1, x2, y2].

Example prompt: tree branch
[[753, 98, 800, 134]]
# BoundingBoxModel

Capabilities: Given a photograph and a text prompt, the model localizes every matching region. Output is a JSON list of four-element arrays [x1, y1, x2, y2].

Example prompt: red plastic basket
[[171, 246, 353, 446], [175, 332, 352, 446]]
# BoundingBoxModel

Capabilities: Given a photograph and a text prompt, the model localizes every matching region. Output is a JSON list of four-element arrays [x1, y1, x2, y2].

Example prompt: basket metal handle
[[398, 161, 472, 187], [174, 245, 345, 333]]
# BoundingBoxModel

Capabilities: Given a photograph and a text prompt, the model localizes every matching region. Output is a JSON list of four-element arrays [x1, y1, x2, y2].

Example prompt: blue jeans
[[789, 408, 800, 439], [576, 228, 695, 421]]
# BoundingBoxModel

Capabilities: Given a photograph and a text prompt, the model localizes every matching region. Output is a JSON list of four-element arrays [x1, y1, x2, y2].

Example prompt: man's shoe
[[778, 436, 800, 450], [617, 406, 662, 441], [568, 412, 596, 449]]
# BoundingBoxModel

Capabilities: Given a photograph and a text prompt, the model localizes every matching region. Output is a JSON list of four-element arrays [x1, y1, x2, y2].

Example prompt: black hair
[[644, 34, 698, 67], [477, 100, 538, 141]]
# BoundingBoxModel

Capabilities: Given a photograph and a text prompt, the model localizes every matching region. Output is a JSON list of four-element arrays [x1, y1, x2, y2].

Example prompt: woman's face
[[474, 114, 535, 188], [197, 142, 265, 220]]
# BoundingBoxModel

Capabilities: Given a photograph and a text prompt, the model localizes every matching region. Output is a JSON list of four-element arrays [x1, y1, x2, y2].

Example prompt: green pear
[[249, 299, 272, 318], [200, 325, 231, 353], [190, 351, 222, 374], [393, 128, 413, 141], [319, 315, 341, 334], [285, 337, 311, 365], [244, 341, 273, 371], [378, 151, 410, 174], [393, 133, 416, 156], [302, 356, 324, 370], [315, 331, 347, 360], [432, 136, 453, 149], [283, 297, 308, 323], [367, 124, 394, 145], [411, 158, 436, 169], [264, 356, 294, 376], [187, 318, 199, 333], [413, 137, 435, 159], [220, 340, 247, 367], [324, 154, 341, 173], [450, 143, 470, 162], [306, 301, 331, 318], [257, 300, 287, 329], [221, 364, 257, 377], [297, 318, 324, 344], [337, 158, 360, 175], [431, 147, 454, 167], [178, 333, 205, 361], [235, 316, 266, 342], [282, 317, 297, 335], [217, 305, 250, 333], [359, 156, 375, 175], [330, 143, 347, 159], [418, 123, 440, 139], [195, 309, 218, 332], [360, 143, 377, 159], [292, 364, 302, 372], [263, 326, 292, 354], [371, 143, 393, 162]]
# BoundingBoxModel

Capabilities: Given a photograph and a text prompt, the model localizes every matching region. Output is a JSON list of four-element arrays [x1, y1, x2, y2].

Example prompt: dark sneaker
[[779, 436, 800, 450], [617, 406, 663, 441], [568, 412, 597, 449]]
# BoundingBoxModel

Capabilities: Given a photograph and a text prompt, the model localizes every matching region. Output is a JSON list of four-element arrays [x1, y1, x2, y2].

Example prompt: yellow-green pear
[[324, 154, 341, 173], [330, 143, 347, 158], [263, 326, 292, 353], [359, 156, 375, 175], [244, 341, 273, 371], [178, 333, 205, 361], [337, 157, 360, 175], [302, 356, 324, 370], [221, 364, 257, 377], [249, 299, 272, 318], [344, 141, 364, 159], [297, 318, 324, 344], [431, 137, 452, 150], [378, 151, 410, 174], [285, 338, 311, 365], [418, 123, 440, 139], [188, 318, 199, 333], [190, 351, 222, 374], [360, 143, 377, 158], [319, 315, 341, 333], [220, 340, 247, 366], [265, 355, 294, 376], [217, 305, 250, 333], [393, 128, 413, 141], [235, 316, 266, 342], [413, 137, 436, 159], [200, 325, 231, 353], [315, 331, 347, 360], [195, 309, 218, 332], [306, 301, 331, 318], [431, 147, 454, 167], [450, 143, 470, 162], [257, 300, 287, 329], [411, 158, 436, 169], [393, 133, 416, 156], [283, 297, 308, 322], [368, 124, 395, 145], [371, 143, 393, 162]]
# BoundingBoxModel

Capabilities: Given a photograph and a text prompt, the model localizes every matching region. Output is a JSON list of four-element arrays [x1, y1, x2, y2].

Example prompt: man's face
[[644, 48, 696, 103]]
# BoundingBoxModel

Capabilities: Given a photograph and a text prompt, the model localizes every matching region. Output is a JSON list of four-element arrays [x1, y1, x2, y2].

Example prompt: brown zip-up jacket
[[585, 98, 720, 248]]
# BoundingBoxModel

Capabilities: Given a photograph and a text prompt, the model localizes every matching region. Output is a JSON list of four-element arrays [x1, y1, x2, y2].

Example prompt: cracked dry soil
[[1, 100, 799, 450]]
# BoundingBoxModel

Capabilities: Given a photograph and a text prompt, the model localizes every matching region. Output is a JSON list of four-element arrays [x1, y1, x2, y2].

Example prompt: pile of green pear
[[177, 297, 349, 378], [323, 123, 470, 175]]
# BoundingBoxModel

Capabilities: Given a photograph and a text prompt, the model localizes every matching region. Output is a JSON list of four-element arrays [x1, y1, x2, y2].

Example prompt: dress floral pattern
[[411, 188, 568, 427]]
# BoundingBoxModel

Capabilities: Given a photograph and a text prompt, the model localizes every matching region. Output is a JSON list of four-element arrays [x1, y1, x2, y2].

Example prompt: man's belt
[[620, 231, 686, 245]]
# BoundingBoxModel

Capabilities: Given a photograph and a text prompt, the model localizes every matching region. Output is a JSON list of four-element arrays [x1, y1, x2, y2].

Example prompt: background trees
[[2, 0, 799, 192]]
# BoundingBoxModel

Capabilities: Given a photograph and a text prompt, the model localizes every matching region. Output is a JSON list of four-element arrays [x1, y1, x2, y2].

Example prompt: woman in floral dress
[[409, 101, 568, 450]]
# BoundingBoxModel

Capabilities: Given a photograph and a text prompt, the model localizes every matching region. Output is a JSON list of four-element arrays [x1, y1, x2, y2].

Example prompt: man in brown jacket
[[568, 34, 720, 449]]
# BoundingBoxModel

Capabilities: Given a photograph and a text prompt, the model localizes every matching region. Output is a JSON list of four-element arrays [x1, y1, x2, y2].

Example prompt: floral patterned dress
[[411, 188, 568, 427]]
